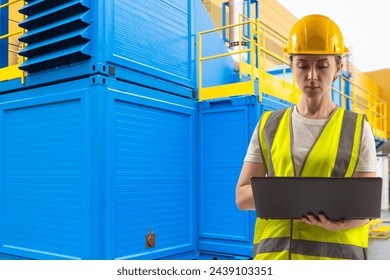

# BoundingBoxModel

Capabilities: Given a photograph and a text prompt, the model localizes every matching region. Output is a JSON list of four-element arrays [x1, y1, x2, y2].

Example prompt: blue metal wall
[[105, 83, 198, 260], [2, 0, 197, 96], [198, 93, 290, 259], [2, 0, 233, 99], [0, 76, 198, 260], [109, 0, 194, 88], [0, 80, 90, 259]]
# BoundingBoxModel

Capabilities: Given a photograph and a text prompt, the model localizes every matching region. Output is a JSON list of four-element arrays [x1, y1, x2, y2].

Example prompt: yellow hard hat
[[284, 14, 349, 55]]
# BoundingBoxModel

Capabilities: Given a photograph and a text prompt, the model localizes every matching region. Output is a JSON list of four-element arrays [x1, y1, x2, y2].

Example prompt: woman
[[235, 14, 377, 260]]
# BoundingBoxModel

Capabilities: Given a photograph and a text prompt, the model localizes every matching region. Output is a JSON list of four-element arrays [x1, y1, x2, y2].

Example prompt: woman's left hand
[[300, 213, 347, 231]]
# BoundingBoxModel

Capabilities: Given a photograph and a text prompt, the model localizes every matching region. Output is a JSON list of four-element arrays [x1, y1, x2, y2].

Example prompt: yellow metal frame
[[368, 220, 390, 239], [0, 0, 25, 84], [197, 14, 387, 141]]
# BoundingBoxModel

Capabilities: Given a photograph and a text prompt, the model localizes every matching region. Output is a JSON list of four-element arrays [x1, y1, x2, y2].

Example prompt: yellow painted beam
[[241, 62, 301, 104], [199, 81, 254, 101], [261, 72, 301, 104]]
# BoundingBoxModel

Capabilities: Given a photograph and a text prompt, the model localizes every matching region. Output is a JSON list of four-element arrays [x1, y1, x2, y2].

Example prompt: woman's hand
[[300, 213, 347, 231], [300, 213, 369, 231], [300, 172, 375, 230]]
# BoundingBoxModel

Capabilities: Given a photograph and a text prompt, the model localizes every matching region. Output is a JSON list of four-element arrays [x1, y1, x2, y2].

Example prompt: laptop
[[250, 177, 382, 220]]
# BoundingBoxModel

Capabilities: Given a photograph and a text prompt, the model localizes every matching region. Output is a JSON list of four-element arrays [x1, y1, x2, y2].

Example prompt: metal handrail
[[200, 49, 251, 62], [330, 75, 387, 139], [0, 29, 23, 40], [198, 16, 300, 99], [198, 20, 254, 91]]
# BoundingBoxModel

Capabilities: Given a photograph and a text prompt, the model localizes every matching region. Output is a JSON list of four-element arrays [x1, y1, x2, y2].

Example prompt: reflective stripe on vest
[[254, 237, 367, 260], [254, 107, 367, 260]]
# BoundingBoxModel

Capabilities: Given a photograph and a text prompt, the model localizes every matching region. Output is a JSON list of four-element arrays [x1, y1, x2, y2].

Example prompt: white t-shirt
[[244, 106, 377, 174]]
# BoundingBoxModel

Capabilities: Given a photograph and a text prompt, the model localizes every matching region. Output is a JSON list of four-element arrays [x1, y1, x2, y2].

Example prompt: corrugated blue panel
[[110, 0, 192, 85], [2, 0, 227, 97], [199, 95, 290, 258], [199, 97, 256, 257], [201, 105, 251, 240], [105, 86, 197, 259], [0, 77, 198, 260], [1, 96, 87, 259]]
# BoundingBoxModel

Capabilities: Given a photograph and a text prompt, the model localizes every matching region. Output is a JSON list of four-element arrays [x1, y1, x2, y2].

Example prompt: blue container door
[[0, 80, 93, 260], [199, 94, 290, 258], [199, 96, 259, 258], [104, 81, 198, 259]]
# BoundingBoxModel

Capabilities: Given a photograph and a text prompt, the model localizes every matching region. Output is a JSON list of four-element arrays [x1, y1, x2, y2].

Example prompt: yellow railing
[[328, 74, 387, 140], [332, 76, 387, 140], [198, 14, 387, 141], [351, 81, 387, 140], [0, 0, 25, 84], [198, 21, 254, 100], [254, 16, 301, 104], [198, 16, 301, 103]]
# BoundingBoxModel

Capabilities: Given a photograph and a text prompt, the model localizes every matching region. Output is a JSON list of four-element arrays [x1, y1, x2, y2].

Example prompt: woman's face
[[291, 55, 341, 99]]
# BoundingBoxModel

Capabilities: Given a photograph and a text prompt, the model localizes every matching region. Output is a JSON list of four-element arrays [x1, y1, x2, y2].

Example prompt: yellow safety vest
[[254, 107, 368, 260]]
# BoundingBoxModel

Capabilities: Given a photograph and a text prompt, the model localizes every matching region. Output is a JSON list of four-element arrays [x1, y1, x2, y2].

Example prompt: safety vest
[[254, 106, 368, 260]]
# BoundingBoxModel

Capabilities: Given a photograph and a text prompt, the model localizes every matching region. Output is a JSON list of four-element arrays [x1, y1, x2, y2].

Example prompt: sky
[[275, 0, 390, 72]]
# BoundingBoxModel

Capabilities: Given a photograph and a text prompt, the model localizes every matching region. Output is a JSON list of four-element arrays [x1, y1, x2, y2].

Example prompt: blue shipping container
[[0, 76, 198, 260], [2, 0, 231, 99], [198, 93, 290, 258]]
